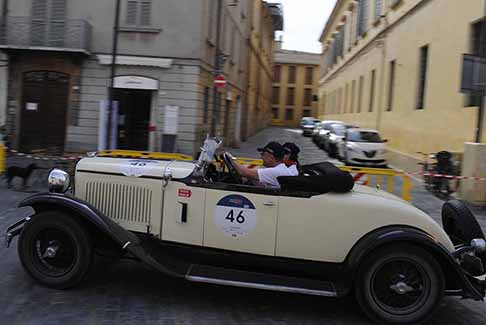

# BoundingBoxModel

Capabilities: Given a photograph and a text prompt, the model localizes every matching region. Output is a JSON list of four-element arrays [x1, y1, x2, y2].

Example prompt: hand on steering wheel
[[222, 152, 242, 184]]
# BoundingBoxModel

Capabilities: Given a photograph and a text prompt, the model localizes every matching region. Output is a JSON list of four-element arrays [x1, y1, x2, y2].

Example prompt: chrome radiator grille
[[85, 181, 153, 224]]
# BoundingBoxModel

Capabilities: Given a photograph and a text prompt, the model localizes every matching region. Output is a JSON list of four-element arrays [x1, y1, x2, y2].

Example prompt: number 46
[[225, 210, 245, 224]]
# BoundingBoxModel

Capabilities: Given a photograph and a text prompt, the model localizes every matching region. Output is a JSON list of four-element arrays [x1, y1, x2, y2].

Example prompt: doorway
[[114, 88, 152, 151], [20, 71, 70, 154]]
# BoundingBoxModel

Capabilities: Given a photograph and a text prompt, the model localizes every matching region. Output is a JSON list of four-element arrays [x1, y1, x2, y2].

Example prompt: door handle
[[178, 202, 188, 223], [263, 201, 276, 207]]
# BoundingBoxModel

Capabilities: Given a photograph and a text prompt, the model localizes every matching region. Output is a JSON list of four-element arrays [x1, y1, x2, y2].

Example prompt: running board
[[186, 264, 339, 297]]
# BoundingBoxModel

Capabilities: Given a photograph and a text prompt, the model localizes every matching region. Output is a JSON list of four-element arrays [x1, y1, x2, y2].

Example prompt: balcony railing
[[0, 16, 92, 54]]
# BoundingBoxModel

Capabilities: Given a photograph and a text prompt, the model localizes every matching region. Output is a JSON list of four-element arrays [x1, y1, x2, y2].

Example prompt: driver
[[232, 142, 297, 189]]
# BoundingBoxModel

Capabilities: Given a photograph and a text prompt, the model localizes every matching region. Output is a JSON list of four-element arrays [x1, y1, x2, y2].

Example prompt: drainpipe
[[376, 13, 389, 132], [475, 0, 486, 142], [210, 0, 223, 137], [107, 0, 121, 149], [0, 0, 9, 131]]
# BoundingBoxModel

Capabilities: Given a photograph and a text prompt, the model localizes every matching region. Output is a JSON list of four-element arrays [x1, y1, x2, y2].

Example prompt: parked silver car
[[314, 120, 343, 149], [300, 117, 320, 136]]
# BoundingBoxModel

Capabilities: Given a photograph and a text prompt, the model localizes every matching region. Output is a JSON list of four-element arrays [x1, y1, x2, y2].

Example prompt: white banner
[[164, 105, 179, 135]]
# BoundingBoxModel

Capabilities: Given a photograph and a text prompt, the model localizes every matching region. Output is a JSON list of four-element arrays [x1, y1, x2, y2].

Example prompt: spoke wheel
[[18, 212, 93, 289], [32, 228, 78, 278], [371, 258, 430, 315], [356, 245, 444, 324]]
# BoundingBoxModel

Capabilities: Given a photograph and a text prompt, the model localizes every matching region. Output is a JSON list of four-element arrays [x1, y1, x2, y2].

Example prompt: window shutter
[[374, 0, 382, 20], [50, 0, 66, 21], [357, 0, 368, 37], [140, 0, 152, 26], [32, 0, 48, 19], [126, 0, 138, 25], [49, 0, 66, 47]]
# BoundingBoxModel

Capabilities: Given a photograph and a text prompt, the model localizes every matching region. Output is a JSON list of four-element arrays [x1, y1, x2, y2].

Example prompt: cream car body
[[6, 138, 486, 324], [74, 156, 453, 262]]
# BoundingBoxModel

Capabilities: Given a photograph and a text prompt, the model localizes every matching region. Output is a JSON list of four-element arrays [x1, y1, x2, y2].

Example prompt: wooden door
[[20, 71, 70, 154]]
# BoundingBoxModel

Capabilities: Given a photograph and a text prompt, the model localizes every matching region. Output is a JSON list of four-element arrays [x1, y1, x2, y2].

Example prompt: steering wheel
[[222, 152, 243, 184]]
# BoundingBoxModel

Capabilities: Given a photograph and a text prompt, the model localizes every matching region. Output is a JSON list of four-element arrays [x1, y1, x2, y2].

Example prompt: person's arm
[[233, 161, 259, 180]]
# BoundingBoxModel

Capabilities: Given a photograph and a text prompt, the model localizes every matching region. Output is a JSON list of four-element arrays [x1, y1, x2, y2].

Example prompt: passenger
[[282, 142, 301, 176], [232, 142, 294, 189]]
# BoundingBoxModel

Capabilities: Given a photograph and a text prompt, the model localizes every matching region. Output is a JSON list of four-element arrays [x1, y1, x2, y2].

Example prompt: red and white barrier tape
[[402, 171, 486, 181], [6, 149, 84, 162]]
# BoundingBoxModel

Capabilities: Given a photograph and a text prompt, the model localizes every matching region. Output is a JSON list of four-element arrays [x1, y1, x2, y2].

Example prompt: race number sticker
[[120, 160, 158, 177], [214, 195, 257, 238]]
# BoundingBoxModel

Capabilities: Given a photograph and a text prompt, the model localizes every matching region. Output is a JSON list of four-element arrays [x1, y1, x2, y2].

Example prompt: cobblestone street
[[1, 127, 486, 324]]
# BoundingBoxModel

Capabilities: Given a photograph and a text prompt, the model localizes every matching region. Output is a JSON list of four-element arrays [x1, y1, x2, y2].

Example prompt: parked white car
[[5, 138, 486, 324], [339, 128, 388, 167]]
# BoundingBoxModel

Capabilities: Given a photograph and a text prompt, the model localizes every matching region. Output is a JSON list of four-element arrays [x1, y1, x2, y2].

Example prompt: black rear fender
[[346, 226, 484, 300]]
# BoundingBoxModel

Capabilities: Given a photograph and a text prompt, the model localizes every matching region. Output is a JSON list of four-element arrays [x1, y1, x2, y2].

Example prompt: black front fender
[[16, 193, 184, 278], [346, 226, 485, 300], [18, 192, 140, 248]]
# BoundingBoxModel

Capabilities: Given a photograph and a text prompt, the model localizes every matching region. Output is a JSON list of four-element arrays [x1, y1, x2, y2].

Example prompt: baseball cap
[[283, 142, 300, 158], [257, 141, 285, 160]]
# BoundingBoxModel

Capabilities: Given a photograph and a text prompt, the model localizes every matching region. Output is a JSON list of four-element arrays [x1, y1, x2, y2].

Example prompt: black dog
[[5, 163, 38, 189]]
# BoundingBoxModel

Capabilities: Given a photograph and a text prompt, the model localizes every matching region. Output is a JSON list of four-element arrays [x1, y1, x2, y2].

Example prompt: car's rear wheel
[[18, 211, 93, 289], [356, 245, 444, 324]]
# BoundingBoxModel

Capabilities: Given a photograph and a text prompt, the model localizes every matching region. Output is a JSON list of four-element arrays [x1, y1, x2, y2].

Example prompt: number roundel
[[214, 194, 257, 239]]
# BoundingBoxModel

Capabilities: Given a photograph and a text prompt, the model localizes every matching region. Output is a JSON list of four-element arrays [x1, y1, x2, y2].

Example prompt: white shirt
[[257, 163, 296, 189], [287, 164, 299, 176]]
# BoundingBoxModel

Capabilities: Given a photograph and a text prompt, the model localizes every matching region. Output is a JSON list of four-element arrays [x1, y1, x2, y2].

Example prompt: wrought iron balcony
[[0, 16, 92, 54]]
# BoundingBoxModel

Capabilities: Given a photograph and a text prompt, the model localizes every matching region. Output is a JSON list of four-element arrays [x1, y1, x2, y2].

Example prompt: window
[[31, 0, 66, 46], [417, 46, 429, 110], [305, 67, 314, 85], [336, 25, 345, 57], [285, 109, 294, 121], [286, 88, 295, 106], [208, 0, 216, 43], [274, 65, 281, 82], [272, 87, 280, 105], [338, 88, 343, 113], [126, 0, 152, 26], [374, 0, 383, 21], [303, 109, 311, 117], [369, 69, 376, 112], [203, 87, 210, 123], [351, 80, 356, 113], [272, 107, 279, 119], [358, 76, 364, 113], [344, 84, 349, 113], [348, 10, 355, 49], [467, 20, 485, 106], [288, 66, 296, 84], [304, 88, 312, 107], [387, 60, 396, 111], [357, 0, 368, 37]]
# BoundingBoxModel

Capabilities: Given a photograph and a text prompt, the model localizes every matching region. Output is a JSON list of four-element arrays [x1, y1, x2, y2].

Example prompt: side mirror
[[343, 137, 347, 141], [383, 139, 389, 143]]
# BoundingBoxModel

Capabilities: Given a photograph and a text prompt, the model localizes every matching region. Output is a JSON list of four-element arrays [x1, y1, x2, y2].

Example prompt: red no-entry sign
[[214, 74, 226, 88]]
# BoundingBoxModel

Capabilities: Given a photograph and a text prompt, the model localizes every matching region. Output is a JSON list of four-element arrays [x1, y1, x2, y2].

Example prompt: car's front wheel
[[356, 244, 444, 324], [17, 211, 93, 289]]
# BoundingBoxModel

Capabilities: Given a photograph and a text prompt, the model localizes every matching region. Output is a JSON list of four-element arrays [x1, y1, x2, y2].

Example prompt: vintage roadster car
[[5, 138, 486, 324]]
